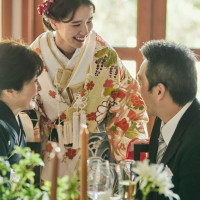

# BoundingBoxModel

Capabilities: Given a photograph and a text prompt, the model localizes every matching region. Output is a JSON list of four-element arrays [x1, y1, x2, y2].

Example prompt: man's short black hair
[[140, 40, 197, 106]]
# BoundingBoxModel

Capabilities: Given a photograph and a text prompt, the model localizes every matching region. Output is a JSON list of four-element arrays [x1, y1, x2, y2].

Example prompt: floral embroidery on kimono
[[22, 30, 148, 180]]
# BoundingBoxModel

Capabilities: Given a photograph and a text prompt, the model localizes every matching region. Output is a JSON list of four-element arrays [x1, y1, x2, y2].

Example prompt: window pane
[[166, 0, 200, 48], [92, 0, 137, 47], [122, 60, 136, 79], [197, 62, 200, 101], [0, 0, 2, 41]]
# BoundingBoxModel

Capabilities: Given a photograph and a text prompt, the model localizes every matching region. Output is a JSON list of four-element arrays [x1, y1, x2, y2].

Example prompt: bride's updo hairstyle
[[37, 0, 95, 31]]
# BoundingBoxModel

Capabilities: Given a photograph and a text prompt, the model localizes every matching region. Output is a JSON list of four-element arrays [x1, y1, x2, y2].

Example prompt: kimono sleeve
[[105, 61, 149, 162]]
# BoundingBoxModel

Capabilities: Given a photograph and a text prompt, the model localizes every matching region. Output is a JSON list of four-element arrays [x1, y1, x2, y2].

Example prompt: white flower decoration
[[132, 160, 180, 200]]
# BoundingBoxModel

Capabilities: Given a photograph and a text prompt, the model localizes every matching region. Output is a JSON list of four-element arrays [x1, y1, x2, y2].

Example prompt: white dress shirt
[[160, 101, 193, 146], [160, 101, 193, 176]]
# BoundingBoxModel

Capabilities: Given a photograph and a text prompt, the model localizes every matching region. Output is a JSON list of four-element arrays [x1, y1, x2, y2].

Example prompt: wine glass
[[87, 158, 111, 200], [109, 163, 121, 200], [119, 159, 137, 200]]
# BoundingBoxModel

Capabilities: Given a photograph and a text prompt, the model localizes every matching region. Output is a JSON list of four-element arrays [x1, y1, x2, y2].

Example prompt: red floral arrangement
[[37, 0, 54, 15]]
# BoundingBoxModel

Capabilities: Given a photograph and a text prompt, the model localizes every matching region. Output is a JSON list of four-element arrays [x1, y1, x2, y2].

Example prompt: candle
[[50, 147, 60, 200], [80, 125, 88, 200]]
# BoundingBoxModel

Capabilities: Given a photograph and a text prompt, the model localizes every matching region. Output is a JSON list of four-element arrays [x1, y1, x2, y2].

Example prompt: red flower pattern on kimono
[[119, 143, 126, 151], [96, 34, 106, 46], [87, 81, 94, 90], [103, 79, 114, 88], [87, 112, 96, 121], [60, 113, 66, 121], [65, 148, 76, 160], [131, 95, 143, 108], [114, 118, 129, 133], [81, 89, 86, 97], [41, 116, 55, 131], [44, 65, 48, 72], [49, 90, 56, 98], [133, 81, 139, 91], [46, 143, 53, 153], [110, 129, 122, 148], [127, 110, 137, 120], [117, 90, 126, 99], [111, 91, 118, 101]]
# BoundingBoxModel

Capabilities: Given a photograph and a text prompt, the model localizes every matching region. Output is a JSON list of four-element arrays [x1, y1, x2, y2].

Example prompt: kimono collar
[[0, 100, 20, 134]]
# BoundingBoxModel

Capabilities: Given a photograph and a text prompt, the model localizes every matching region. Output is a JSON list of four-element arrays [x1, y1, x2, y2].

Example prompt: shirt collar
[[161, 101, 193, 145]]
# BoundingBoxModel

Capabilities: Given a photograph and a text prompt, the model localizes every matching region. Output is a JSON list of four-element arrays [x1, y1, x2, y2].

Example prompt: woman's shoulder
[[92, 31, 122, 72], [30, 31, 52, 49], [93, 31, 114, 51]]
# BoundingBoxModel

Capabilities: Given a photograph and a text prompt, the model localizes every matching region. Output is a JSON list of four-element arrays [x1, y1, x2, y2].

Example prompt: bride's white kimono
[[24, 30, 148, 181]]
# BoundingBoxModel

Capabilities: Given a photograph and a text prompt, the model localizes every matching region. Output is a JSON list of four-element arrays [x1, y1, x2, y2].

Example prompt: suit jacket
[[148, 98, 200, 200], [0, 100, 26, 166]]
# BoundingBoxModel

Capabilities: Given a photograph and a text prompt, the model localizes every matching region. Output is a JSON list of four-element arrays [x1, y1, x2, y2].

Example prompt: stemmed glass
[[87, 158, 112, 200], [109, 163, 121, 200], [119, 159, 137, 200]]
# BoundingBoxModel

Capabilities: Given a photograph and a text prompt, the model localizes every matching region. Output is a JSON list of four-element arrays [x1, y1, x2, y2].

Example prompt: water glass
[[87, 158, 112, 200]]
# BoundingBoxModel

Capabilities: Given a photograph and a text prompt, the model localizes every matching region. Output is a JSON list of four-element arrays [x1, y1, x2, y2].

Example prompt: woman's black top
[[0, 100, 26, 166]]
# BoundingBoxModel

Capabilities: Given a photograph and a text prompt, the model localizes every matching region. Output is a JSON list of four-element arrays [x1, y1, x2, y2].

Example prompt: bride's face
[[53, 5, 93, 54]]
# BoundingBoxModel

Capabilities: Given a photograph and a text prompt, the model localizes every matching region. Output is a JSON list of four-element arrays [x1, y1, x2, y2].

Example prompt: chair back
[[134, 144, 149, 161]]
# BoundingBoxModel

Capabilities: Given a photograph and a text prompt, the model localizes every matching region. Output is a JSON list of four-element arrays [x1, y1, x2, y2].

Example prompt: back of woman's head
[[39, 0, 95, 31], [0, 40, 43, 94]]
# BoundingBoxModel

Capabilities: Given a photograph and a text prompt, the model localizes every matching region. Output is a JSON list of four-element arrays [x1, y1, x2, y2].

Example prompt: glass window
[[92, 0, 137, 47], [166, 0, 200, 48], [0, 0, 2, 41], [122, 60, 136, 78], [196, 62, 200, 101]]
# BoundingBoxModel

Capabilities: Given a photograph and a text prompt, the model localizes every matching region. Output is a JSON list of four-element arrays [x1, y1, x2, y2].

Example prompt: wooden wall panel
[[151, 0, 167, 39], [192, 49, 200, 61], [27, 0, 34, 44], [114, 47, 137, 60], [34, 0, 44, 41], [22, 0, 28, 43], [22, 0, 43, 44], [2, 0, 12, 39], [136, 0, 166, 135], [136, 0, 152, 73]]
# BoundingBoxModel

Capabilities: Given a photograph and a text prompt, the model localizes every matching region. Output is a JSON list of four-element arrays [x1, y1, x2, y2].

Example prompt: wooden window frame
[[2, 0, 200, 134]]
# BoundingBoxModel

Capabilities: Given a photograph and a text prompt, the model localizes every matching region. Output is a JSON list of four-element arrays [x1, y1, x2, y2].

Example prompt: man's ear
[[156, 83, 166, 100], [49, 19, 58, 30], [2, 89, 15, 98]]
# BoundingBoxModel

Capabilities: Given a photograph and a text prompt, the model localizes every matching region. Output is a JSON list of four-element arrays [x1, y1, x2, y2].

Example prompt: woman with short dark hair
[[0, 40, 43, 168]]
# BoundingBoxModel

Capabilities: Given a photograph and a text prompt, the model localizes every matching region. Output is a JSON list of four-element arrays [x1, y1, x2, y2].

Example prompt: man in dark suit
[[137, 40, 200, 200]]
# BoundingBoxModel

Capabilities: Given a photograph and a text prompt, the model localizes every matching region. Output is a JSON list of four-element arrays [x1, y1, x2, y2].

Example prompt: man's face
[[137, 59, 157, 116]]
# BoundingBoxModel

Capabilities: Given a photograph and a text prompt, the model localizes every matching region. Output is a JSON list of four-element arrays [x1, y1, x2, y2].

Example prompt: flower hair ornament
[[37, 0, 54, 15]]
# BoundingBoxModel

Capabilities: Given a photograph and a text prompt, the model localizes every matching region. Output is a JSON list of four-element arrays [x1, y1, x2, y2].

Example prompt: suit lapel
[[162, 99, 200, 165], [149, 118, 161, 163]]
